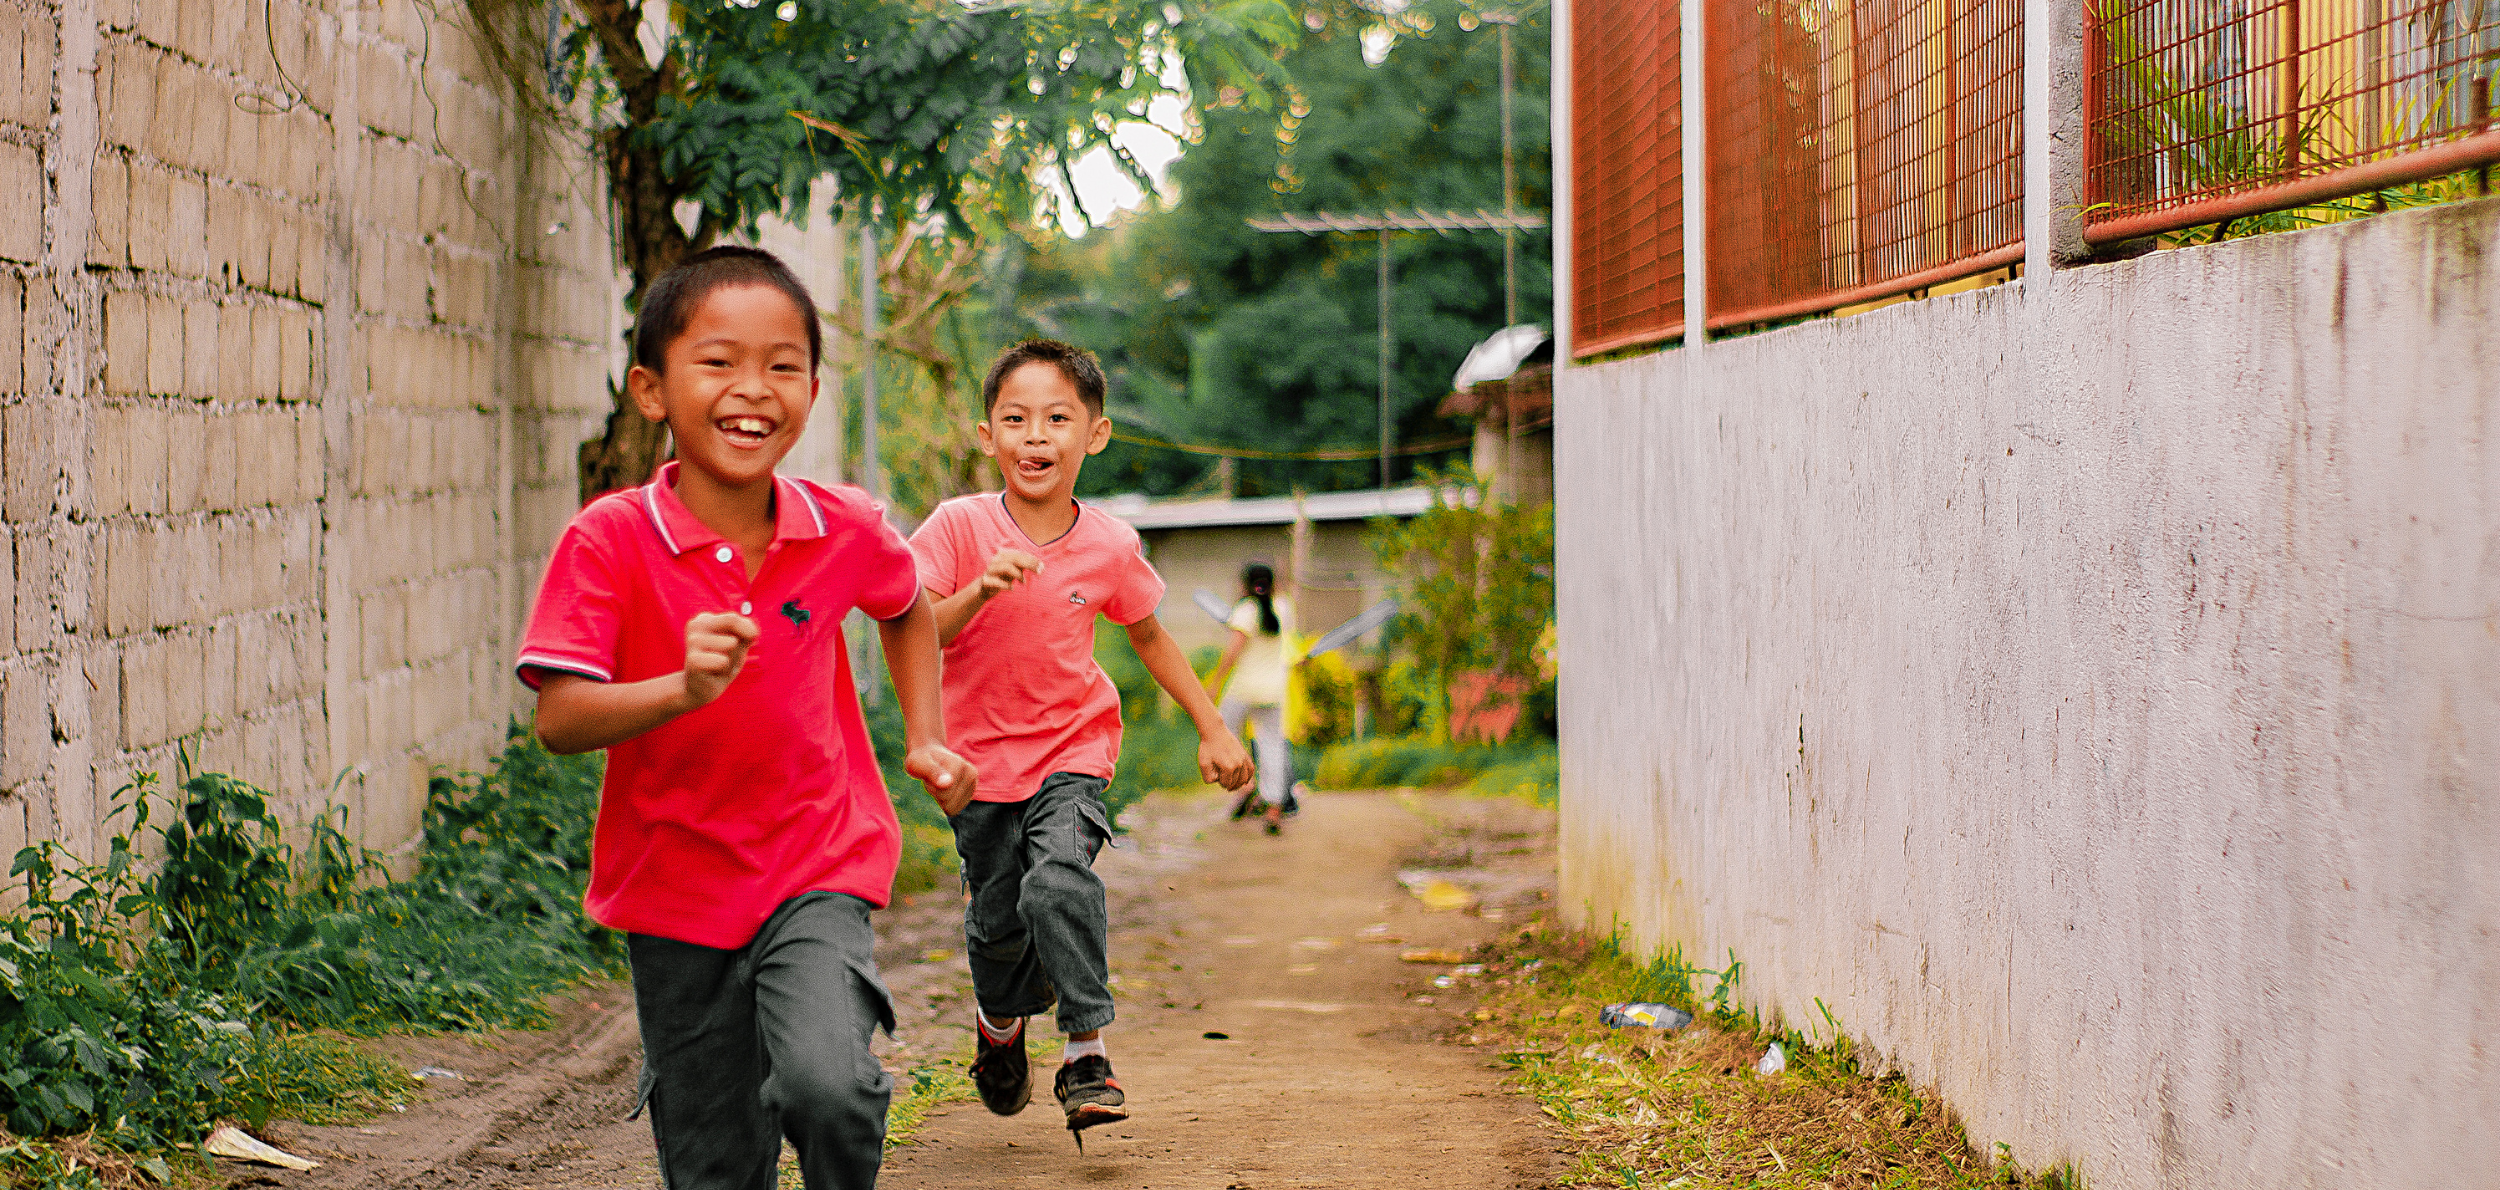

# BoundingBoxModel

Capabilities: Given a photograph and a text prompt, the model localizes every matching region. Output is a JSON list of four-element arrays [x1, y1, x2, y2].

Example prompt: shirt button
[[714, 546, 733, 563], [739, 601, 753, 615]]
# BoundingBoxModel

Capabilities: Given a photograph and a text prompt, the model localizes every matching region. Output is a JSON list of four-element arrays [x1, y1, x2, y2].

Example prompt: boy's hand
[[681, 611, 760, 708], [906, 744, 979, 816], [975, 548, 1043, 601], [1199, 733, 1255, 792]]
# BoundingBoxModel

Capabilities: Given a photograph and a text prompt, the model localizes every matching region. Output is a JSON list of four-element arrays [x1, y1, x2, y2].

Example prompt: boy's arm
[[534, 611, 757, 755], [879, 591, 980, 815], [1125, 613, 1255, 791]]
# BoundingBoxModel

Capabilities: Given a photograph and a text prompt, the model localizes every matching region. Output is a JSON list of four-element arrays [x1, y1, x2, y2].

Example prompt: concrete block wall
[[1552, 198, 2500, 1187], [3, 0, 617, 860]]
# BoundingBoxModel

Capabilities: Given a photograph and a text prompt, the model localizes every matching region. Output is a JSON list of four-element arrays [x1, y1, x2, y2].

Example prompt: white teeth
[[721, 417, 770, 435]]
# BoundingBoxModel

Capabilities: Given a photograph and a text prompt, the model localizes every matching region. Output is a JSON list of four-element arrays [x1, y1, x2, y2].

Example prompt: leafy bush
[[1367, 472, 1554, 740], [1289, 650, 1359, 748], [0, 785, 412, 1166], [0, 725, 614, 1174], [1096, 634, 1223, 816], [1312, 736, 1557, 804]]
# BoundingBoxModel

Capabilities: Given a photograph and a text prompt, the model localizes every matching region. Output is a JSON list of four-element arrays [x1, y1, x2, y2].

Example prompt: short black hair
[[981, 339, 1106, 417], [633, 246, 821, 375]]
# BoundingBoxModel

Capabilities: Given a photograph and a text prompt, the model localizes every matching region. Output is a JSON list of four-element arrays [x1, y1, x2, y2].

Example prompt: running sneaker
[[1054, 1053, 1128, 1131], [969, 1016, 1031, 1116]]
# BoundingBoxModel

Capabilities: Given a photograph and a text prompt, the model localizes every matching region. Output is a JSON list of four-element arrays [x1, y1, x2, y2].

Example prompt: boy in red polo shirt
[[910, 339, 1254, 1140], [517, 246, 975, 1190]]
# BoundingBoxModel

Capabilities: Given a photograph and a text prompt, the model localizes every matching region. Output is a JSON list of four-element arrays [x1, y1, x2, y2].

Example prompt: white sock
[[1062, 1037, 1106, 1063], [976, 1012, 1020, 1042]]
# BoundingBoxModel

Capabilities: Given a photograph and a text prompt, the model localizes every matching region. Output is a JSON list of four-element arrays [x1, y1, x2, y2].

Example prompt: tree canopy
[[490, 0, 1298, 495], [995, 0, 1553, 498]]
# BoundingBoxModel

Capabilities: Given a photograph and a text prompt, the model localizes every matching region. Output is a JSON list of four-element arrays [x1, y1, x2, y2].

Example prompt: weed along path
[[239, 791, 1557, 1190]]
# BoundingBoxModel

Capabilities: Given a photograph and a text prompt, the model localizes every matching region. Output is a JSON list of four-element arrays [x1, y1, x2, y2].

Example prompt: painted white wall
[[1554, 197, 2500, 1188], [747, 185, 849, 489]]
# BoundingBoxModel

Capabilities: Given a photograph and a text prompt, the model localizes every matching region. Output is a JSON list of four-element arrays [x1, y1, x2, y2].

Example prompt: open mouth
[[1017, 455, 1056, 479], [717, 415, 775, 447]]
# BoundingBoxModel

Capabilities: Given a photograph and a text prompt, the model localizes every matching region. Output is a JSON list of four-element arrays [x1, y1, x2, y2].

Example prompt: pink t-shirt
[[910, 494, 1166, 802], [515, 462, 921, 949]]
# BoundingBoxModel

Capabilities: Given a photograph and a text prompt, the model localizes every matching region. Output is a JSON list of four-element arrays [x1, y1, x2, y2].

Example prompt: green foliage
[[1289, 648, 1360, 747], [1463, 746, 1558, 807], [551, 0, 1295, 243], [0, 725, 608, 1172], [0, 801, 256, 1148], [999, 0, 1553, 497], [1478, 925, 2059, 1189], [152, 774, 294, 972], [1310, 735, 1553, 804], [1094, 630, 1221, 815], [1368, 471, 1554, 738]]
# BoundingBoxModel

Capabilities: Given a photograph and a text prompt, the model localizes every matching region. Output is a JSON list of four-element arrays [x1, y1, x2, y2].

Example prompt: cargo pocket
[[1074, 795, 1118, 854], [846, 957, 899, 1101], [846, 957, 898, 1038]]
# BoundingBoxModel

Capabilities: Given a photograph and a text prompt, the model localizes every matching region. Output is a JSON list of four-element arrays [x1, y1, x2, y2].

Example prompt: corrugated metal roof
[[1096, 486, 1447, 530]]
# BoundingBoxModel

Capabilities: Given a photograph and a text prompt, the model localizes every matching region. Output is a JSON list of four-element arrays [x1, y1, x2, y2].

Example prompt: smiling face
[[626, 283, 817, 494], [978, 361, 1111, 508]]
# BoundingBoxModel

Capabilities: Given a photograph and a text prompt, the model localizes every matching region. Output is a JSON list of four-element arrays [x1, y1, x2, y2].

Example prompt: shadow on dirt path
[[238, 789, 1556, 1189]]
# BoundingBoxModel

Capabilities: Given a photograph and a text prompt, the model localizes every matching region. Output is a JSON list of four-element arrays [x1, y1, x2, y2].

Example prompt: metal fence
[[2085, 0, 2500, 242], [1705, 0, 2026, 328], [1570, 0, 1686, 357]]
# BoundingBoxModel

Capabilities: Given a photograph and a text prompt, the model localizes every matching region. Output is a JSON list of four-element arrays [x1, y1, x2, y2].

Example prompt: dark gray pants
[[628, 891, 895, 1190], [948, 771, 1117, 1036]]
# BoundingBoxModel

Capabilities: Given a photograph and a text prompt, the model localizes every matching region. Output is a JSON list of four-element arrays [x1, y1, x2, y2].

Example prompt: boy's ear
[[626, 365, 668, 423], [975, 420, 997, 457], [1085, 414, 1112, 456]]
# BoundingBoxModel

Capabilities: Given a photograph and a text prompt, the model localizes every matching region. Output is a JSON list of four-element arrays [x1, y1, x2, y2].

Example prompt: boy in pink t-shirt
[[911, 339, 1253, 1138], [518, 247, 975, 1190]]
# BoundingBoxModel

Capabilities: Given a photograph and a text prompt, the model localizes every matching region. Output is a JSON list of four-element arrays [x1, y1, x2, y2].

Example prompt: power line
[[1245, 210, 1550, 234], [1109, 428, 1474, 461]]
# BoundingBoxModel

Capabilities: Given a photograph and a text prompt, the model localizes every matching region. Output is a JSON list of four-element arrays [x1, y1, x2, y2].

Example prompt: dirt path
[[240, 790, 1558, 1190]]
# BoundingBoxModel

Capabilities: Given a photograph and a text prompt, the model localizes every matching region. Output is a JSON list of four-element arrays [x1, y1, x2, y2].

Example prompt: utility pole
[[857, 214, 885, 706], [1487, 10, 1523, 501], [1247, 209, 1548, 491], [1378, 227, 1393, 490], [859, 217, 882, 505]]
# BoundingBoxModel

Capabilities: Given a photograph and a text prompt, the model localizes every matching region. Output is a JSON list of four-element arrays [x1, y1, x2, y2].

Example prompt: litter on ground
[[1599, 1002, 1693, 1030], [205, 1126, 321, 1171]]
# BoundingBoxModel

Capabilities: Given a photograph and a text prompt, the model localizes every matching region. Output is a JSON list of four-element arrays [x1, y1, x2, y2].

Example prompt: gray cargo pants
[[947, 771, 1118, 1036], [627, 891, 895, 1190]]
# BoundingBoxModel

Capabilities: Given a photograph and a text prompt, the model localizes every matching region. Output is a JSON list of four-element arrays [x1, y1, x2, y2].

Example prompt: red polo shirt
[[910, 494, 1165, 802], [516, 462, 920, 949]]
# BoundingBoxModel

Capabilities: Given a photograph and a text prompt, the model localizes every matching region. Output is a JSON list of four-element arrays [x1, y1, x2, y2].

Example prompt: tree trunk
[[575, 0, 706, 502]]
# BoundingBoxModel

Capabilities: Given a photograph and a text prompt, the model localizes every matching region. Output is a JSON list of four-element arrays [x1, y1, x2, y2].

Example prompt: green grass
[[1311, 735, 1559, 805], [1460, 922, 2078, 1190]]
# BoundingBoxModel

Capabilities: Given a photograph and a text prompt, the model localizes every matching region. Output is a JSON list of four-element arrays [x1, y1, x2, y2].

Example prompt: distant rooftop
[[1094, 486, 1445, 531]]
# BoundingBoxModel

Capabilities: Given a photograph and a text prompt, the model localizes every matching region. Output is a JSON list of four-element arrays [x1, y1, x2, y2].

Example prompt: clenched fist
[[681, 611, 760, 708], [906, 743, 980, 816]]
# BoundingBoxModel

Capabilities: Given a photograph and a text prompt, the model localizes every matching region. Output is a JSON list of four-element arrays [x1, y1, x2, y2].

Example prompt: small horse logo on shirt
[[1068, 592, 1087, 606], [781, 599, 812, 635]]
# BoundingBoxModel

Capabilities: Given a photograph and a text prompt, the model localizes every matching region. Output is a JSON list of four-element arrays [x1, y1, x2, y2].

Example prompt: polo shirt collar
[[639, 461, 830, 556]]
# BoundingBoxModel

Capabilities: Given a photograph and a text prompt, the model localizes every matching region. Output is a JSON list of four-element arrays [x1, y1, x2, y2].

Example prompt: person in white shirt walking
[[1207, 563, 1294, 835]]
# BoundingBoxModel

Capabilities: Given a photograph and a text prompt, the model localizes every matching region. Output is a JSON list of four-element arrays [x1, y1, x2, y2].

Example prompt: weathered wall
[[2, 0, 616, 858], [1554, 198, 2499, 1187]]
